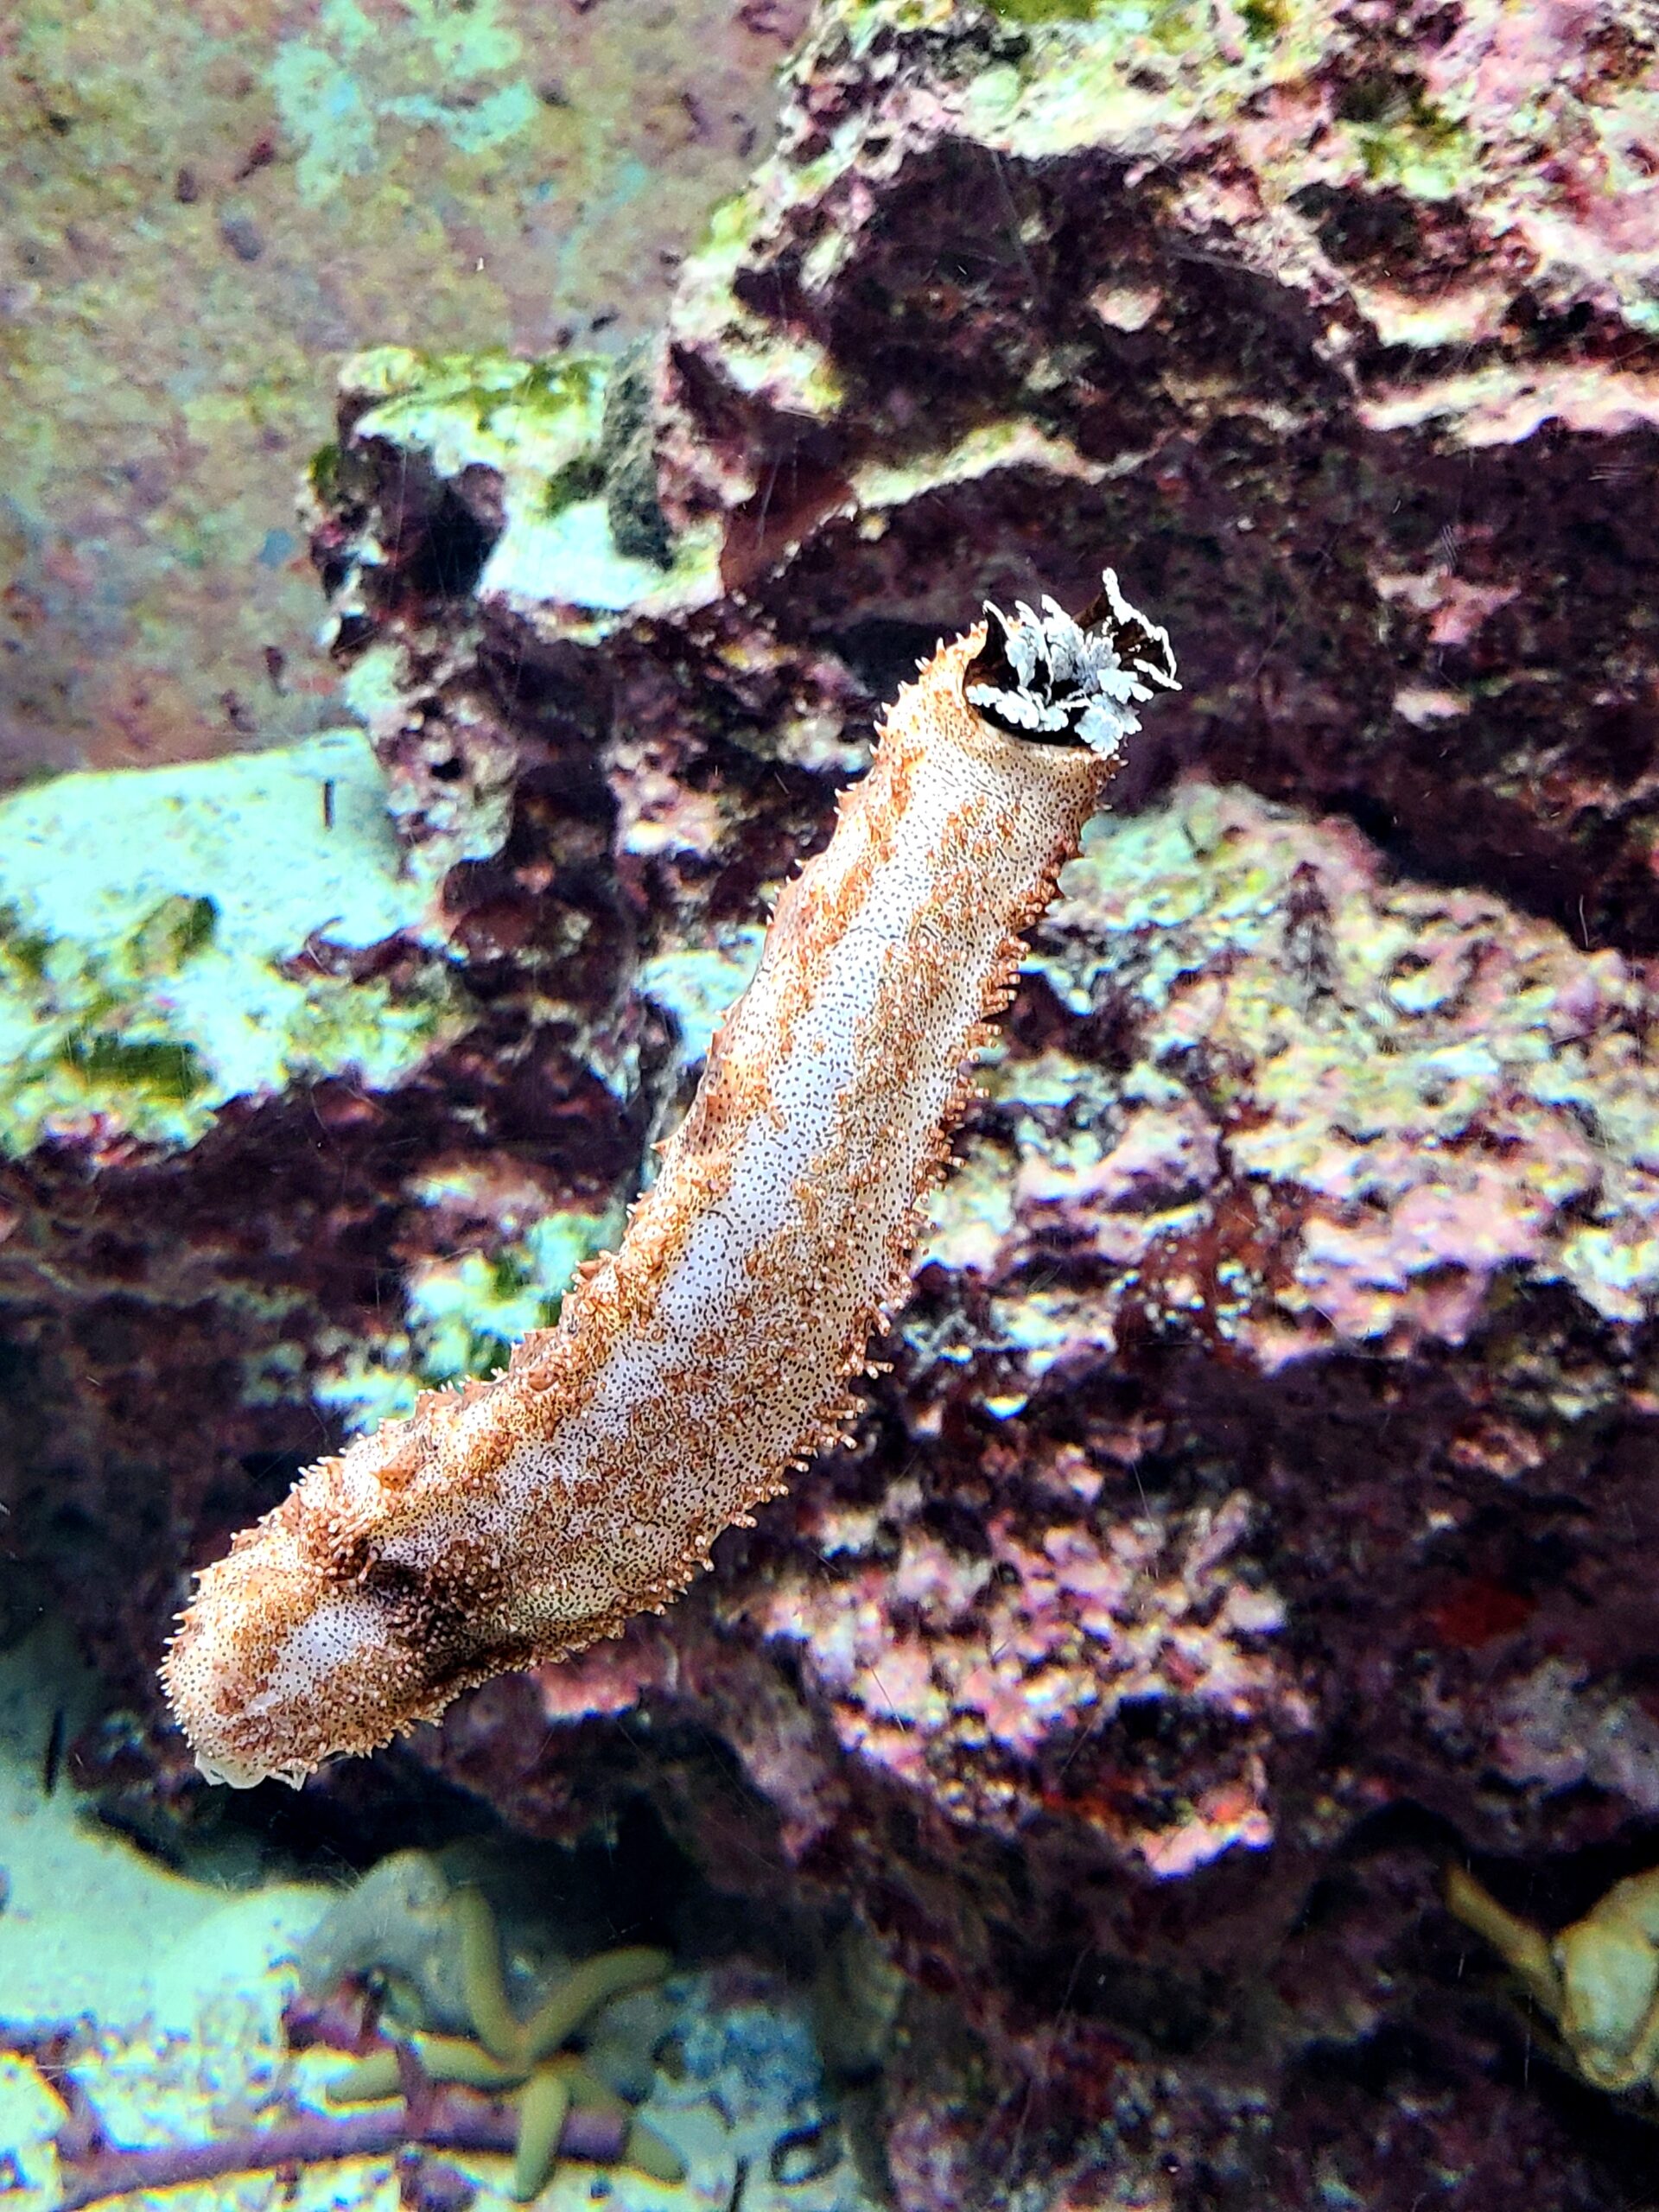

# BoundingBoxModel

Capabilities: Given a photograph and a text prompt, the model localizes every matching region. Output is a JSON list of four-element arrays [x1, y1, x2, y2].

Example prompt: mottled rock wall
[[3, 3, 1659, 2207], [0, 0, 805, 786]]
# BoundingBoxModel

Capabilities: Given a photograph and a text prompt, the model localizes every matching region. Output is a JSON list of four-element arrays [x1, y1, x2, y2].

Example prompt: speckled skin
[[162, 629, 1127, 1786]]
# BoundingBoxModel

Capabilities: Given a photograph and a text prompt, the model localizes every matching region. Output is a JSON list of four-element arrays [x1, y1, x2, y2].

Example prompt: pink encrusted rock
[[6, 3, 1659, 2207], [950, 783, 1659, 1365], [745, 1464, 1297, 1875], [655, 0, 1659, 952], [1018, 1101, 1223, 1222]]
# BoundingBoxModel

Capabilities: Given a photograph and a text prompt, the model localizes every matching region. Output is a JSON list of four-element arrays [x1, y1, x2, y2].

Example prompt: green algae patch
[[0, 729, 461, 1156], [983, 0, 1102, 24], [339, 345, 723, 630], [308, 441, 346, 507], [316, 1196, 626, 1432], [1344, 86, 1471, 200], [1239, 0, 1287, 36], [347, 346, 610, 459]]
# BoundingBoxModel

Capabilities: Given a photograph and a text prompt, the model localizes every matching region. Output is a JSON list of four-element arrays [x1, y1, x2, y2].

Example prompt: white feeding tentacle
[[966, 567, 1179, 760]]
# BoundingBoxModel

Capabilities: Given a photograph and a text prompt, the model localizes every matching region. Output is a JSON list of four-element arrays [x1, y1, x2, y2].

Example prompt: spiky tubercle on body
[[162, 575, 1178, 1786]]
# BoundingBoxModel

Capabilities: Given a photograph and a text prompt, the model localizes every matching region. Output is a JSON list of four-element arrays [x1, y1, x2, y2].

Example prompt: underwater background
[[3, 2, 1659, 2208]]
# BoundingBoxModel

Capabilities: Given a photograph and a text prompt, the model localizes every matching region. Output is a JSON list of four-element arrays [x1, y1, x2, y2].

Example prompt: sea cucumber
[[162, 575, 1179, 1786]]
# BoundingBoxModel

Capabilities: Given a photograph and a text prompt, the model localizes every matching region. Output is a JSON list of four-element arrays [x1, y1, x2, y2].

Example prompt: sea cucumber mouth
[[963, 568, 1179, 760]]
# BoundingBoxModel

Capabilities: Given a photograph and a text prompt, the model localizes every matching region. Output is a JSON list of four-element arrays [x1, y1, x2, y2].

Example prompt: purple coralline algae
[[3, 1, 1659, 2207]]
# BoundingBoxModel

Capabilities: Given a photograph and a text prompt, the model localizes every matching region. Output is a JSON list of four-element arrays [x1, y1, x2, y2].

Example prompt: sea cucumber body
[[163, 630, 1121, 1785]]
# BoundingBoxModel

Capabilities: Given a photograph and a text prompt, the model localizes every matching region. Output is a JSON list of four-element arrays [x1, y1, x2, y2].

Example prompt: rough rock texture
[[0, 0, 807, 787], [652, 0, 1659, 953], [5, 1, 1659, 2208]]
